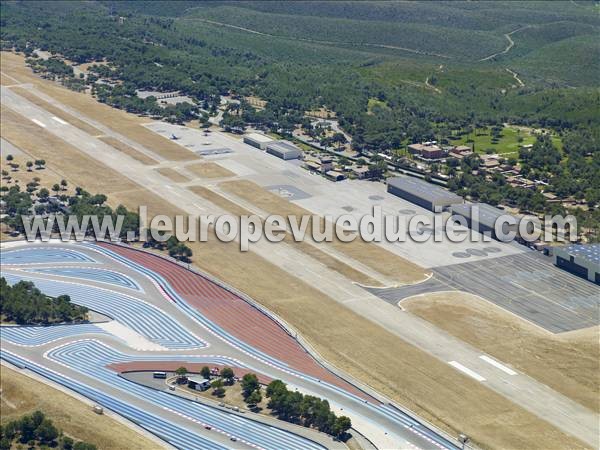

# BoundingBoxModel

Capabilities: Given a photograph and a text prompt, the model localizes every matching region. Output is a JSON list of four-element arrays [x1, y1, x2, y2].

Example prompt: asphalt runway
[[369, 251, 600, 333], [1, 241, 456, 450]]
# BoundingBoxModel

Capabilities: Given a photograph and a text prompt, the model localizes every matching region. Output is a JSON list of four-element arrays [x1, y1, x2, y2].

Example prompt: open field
[[403, 292, 600, 413], [1, 107, 138, 195], [0, 53, 591, 449], [220, 179, 428, 285], [156, 167, 190, 183], [0, 155, 71, 194], [450, 125, 562, 156], [0, 366, 162, 450], [98, 136, 159, 165], [185, 161, 235, 179]]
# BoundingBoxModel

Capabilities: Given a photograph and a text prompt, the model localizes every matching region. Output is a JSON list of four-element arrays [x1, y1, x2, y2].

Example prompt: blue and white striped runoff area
[[2, 349, 228, 450], [1, 323, 107, 346], [1, 244, 458, 450], [45, 340, 327, 450], [1, 272, 205, 350], [2, 247, 97, 265], [23, 267, 142, 291]]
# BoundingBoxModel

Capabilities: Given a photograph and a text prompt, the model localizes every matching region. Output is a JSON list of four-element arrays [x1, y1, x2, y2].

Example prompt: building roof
[[266, 140, 302, 155], [408, 143, 441, 152], [187, 376, 210, 384], [454, 145, 472, 152], [387, 176, 463, 206], [555, 244, 600, 266], [450, 202, 513, 228], [244, 132, 273, 143]]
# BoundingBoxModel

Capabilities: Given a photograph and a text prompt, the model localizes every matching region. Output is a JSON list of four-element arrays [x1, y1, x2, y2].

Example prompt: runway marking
[[31, 118, 46, 128], [479, 355, 517, 375], [448, 361, 486, 382], [51, 116, 68, 125]]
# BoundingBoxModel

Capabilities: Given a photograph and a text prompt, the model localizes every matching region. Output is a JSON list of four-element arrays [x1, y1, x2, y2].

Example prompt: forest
[[0, 410, 97, 450], [0, 277, 89, 325], [0, 1, 598, 237]]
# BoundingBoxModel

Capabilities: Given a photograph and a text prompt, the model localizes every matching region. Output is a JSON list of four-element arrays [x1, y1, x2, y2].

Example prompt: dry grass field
[[220, 179, 428, 285], [1, 107, 138, 195], [156, 167, 190, 183], [0, 366, 162, 450], [0, 50, 590, 450], [97, 136, 159, 165], [403, 292, 600, 413], [185, 161, 234, 179], [0, 155, 71, 194]]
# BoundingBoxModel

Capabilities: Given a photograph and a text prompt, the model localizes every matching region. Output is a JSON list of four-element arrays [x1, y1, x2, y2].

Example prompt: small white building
[[243, 132, 273, 150], [187, 376, 211, 391]]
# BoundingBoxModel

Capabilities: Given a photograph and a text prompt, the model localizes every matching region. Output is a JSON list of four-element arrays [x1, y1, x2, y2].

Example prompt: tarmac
[[370, 251, 600, 333]]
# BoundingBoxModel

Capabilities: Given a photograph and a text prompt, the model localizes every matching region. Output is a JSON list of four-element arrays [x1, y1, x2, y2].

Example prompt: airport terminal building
[[387, 176, 463, 213]]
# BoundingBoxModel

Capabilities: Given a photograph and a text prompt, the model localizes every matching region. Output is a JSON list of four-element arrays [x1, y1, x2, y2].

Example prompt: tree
[[333, 416, 352, 438], [73, 443, 97, 450], [36, 418, 59, 444], [38, 188, 50, 200], [240, 373, 259, 399], [18, 415, 35, 443], [31, 410, 45, 428], [211, 379, 225, 397], [266, 379, 286, 395], [52, 183, 61, 195], [220, 367, 235, 385], [168, 241, 193, 263], [5, 154, 13, 162], [60, 179, 68, 190], [175, 366, 188, 382], [26, 161, 33, 171], [200, 366, 211, 380], [245, 389, 262, 407], [61, 436, 74, 450]]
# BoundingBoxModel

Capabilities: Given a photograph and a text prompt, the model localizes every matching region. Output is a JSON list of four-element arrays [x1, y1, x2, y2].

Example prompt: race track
[[1, 241, 457, 450]]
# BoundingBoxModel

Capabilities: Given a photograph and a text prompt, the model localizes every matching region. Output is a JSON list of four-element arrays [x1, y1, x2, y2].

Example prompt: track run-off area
[[1, 240, 458, 450]]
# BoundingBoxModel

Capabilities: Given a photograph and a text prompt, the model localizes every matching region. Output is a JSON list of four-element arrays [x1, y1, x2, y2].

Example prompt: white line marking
[[52, 116, 67, 125], [448, 361, 486, 382], [479, 355, 517, 375], [31, 118, 46, 128]]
